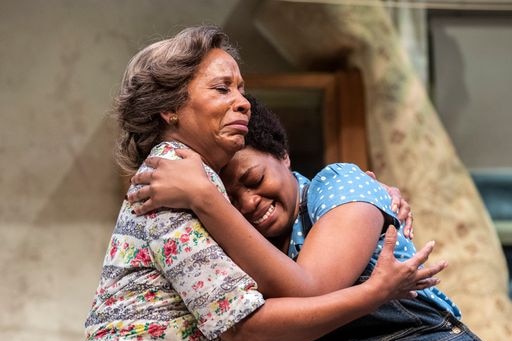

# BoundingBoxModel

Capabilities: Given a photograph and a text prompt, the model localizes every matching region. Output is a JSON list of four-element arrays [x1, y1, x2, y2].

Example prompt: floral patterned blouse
[[85, 141, 265, 341]]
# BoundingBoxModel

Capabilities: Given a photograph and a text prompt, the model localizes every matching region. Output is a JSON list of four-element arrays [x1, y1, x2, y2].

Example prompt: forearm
[[192, 184, 318, 297], [222, 281, 385, 341]]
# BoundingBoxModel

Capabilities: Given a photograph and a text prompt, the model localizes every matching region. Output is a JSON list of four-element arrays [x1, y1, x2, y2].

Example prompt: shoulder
[[146, 141, 228, 198], [148, 141, 186, 161], [310, 163, 368, 190], [308, 163, 399, 225]]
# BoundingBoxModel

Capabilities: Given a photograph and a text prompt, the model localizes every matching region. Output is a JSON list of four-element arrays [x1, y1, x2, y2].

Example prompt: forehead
[[221, 148, 265, 182], [195, 48, 241, 79]]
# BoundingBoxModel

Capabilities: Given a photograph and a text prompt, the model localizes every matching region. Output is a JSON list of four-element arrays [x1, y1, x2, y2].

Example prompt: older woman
[[86, 26, 444, 341]]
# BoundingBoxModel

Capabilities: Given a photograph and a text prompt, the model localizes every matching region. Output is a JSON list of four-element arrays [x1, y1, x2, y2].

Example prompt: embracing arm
[[128, 152, 430, 297], [221, 227, 443, 341]]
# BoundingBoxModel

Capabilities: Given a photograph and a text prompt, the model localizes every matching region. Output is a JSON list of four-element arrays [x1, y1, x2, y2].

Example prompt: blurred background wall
[[0, 1, 294, 340], [1, 1, 510, 340]]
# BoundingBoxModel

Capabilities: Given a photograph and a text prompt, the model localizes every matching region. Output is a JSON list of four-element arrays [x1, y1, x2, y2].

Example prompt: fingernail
[[392, 204, 398, 213]]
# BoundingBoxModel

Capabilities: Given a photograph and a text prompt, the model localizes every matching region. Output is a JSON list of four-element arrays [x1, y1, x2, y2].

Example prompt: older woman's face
[[171, 48, 250, 171]]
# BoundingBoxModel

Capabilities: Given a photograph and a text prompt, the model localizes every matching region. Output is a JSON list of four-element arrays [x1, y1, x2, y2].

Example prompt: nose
[[233, 92, 250, 115], [238, 190, 260, 216]]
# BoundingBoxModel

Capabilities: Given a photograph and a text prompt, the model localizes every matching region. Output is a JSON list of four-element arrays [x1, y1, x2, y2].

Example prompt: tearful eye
[[215, 86, 229, 94]]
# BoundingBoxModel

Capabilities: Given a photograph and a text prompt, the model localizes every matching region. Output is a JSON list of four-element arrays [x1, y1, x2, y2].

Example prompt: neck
[[269, 234, 292, 255], [164, 135, 232, 173]]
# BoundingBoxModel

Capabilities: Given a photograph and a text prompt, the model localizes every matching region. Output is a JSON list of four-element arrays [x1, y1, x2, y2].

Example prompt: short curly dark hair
[[244, 94, 289, 160]]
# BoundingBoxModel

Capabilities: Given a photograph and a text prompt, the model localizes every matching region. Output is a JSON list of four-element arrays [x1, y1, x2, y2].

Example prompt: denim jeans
[[316, 271, 482, 341], [317, 298, 481, 341]]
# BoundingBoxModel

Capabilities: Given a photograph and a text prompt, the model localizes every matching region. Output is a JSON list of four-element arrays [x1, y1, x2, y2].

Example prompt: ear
[[160, 111, 173, 124], [283, 152, 291, 169]]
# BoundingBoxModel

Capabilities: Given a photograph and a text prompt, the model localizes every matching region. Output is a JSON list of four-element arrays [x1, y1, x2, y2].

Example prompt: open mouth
[[252, 202, 275, 225]]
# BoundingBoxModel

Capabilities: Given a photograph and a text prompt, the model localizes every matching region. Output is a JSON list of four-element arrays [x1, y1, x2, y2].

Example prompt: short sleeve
[[307, 163, 400, 229], [135, 142, 265, 339]]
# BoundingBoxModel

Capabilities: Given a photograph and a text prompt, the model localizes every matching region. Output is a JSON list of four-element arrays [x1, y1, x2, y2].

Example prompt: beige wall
[[0, 1, 292, 340]]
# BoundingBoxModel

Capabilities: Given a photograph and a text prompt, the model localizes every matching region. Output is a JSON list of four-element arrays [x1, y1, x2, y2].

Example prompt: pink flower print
[[218, 298, 230, 313], [180, 233, 190, 243], [164, 239, 178, 257], [144, 290, 156, 302], [160, 144, 174, 156], [192, 281, 204, 291], [138, 248, 151, 265], [110, 246, 118, 259], [184, 246, 192, 253], [148, 323, 166, 338], [146, 211, 157, 219], [120, 325, 134, 336], [109, 238, 119, 259], [105, 297, 117, 306]]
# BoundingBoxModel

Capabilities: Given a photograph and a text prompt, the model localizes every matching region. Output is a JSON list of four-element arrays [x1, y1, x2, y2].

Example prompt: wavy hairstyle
[[114, 26, 240, 173]]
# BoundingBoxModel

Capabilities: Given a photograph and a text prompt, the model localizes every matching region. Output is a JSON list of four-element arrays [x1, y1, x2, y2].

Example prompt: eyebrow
[[209, 75, 245, 88], [239, 165, 258, 184]]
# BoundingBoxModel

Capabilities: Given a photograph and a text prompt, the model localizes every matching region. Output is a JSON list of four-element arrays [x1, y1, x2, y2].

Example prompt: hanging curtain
[[254, 1, 512, 340]]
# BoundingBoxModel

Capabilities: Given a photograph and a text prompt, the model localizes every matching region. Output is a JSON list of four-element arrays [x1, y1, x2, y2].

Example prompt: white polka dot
[[297, 231, 303, 236], [321, 204, 326, 209], [340, 196, 346, 200], [329, 194, 334, 199], [349, 189, 355, 193], [320, 176, 326, 181]]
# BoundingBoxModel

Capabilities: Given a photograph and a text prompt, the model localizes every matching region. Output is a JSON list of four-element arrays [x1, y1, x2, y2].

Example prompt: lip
[[226, 120, 249, 134], [249, 201, 276, 226]]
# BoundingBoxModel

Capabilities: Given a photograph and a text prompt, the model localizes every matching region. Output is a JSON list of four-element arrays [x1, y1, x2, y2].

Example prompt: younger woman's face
[[220, 147, 299, 239]]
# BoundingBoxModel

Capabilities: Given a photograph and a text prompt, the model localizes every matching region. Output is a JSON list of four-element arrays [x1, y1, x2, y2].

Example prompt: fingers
[[388, 187, 402, 215], [380, 226, 398, 259], [143, 157, 161, 169], [402, 210, 414, 239], [406, 240, 435, 269], [132, 199, 157, 216], [416, 260, 448, 280], [131, 170, 153, 186], [395, 197, 410, 221], [174, 148, 201, 160], [127, 185, 152, 203], [365, 170, 376, 180], [415, 277, 441, 290]]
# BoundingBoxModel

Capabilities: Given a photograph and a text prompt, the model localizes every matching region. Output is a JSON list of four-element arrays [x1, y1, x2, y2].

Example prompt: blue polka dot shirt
[[290, 163, 461, 319]]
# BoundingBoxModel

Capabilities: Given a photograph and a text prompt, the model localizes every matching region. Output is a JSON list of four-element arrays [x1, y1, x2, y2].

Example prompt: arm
[[222, 227, 443, 341], [128, 152, 427, 297]]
